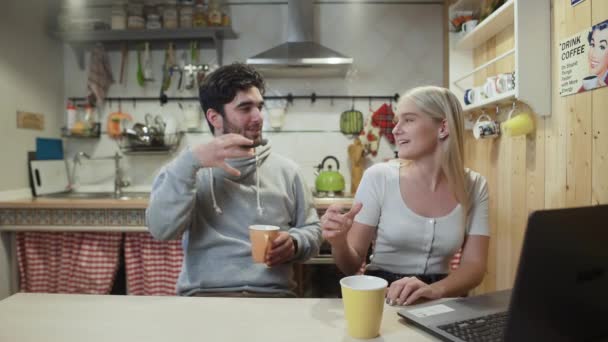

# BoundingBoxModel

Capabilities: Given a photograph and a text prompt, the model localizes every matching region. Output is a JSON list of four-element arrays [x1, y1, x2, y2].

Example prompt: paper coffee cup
[[340, 275, 388, 339], [249, 225, 280, 263]]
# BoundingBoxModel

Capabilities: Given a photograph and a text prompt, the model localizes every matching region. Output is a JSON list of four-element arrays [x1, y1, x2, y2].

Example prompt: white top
[[0, 293, 439, 342], [355, 162, 489, 275]]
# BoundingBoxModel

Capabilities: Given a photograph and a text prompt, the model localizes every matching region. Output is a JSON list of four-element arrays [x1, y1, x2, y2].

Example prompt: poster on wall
[[559, 19, 608, 96], [571, 0, 585, 6]]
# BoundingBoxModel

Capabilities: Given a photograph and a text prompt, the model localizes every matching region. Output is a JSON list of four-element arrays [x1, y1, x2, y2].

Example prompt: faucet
[[71, 151, 130, 198], [112, 152, 130, 198]]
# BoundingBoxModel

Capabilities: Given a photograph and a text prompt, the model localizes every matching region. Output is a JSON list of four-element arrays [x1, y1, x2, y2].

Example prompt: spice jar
[[193, 1, 207, 27], [163, 0, 178, 29], [179, 0, 194, 28]]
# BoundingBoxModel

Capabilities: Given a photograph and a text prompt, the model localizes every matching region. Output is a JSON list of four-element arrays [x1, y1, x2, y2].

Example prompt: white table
[[0, 293, 439, 342]]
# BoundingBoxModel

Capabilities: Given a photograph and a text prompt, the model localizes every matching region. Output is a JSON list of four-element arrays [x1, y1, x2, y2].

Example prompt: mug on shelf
[[464, 88, 476, 105], [496, 72, 515, 93], [484, 77, 499, 98], [462, 19, 478, 33], [473, 114, 500, 140]]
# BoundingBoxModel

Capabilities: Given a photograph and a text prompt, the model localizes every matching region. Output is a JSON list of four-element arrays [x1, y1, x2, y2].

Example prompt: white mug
[[473, 114, 500, 139], [496, 72, 515, 93], [464, 88, 476, 105], [462, 20, 478, 33], [484, 77, 498, 99], [582, 75, 599, 90]]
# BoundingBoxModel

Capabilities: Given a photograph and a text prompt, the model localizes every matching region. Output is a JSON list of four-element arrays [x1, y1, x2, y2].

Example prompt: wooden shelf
[[54, 27, 237, 69], [463, 90, 516, 112], [456, 0, 514, 50]]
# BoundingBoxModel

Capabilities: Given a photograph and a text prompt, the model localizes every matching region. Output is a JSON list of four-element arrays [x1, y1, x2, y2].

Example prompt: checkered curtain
[[124, 232, 183, 296], [16, 232, 122, 294]]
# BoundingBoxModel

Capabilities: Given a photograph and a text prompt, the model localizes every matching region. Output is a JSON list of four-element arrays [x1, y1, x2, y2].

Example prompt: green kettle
[[315, 156, 345, 193]]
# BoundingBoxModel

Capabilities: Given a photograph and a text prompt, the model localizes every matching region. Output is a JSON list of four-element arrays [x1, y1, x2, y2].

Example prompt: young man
[[146, 63, 321, 297]]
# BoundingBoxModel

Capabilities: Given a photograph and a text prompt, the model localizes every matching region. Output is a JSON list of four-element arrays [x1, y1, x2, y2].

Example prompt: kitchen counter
[[0, 293, 438, 342]]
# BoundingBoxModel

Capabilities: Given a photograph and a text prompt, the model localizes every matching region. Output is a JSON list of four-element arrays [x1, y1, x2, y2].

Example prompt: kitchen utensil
[[119, 43, 127, 84], [340, 108, 364, 134], [136, 45, 145, 87], [314, 156, 345, 193], [143, 42, 154, 81], [36, 138, 64, 160], [29, 160, 71, 196]]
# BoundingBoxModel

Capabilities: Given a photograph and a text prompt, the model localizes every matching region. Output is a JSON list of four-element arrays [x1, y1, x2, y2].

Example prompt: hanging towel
[[87, 43, 114, 106], [124, 232, 183, 296], [371, 103, 396, 144], [16, 232, 121, 294], [359, 116, 381, 156]]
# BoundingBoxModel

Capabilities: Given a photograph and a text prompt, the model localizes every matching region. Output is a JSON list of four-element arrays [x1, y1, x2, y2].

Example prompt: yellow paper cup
[[501, 112, 534, 137], [340, 275, 388, 339], [249, 225, 279, 263]]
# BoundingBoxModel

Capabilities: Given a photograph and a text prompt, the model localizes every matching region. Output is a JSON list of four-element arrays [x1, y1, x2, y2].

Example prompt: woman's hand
[[386, 277, 445, 306], [320, 203, 362, 246]]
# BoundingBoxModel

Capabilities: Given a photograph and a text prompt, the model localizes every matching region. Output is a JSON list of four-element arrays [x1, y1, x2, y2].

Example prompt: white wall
[[0, 0, 64, 300], [63, 1, 444, 193]]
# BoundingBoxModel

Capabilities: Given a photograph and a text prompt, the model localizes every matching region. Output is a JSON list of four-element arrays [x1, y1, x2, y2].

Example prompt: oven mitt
[[371, 103, 396, 144], [359, 116, 380, 157]]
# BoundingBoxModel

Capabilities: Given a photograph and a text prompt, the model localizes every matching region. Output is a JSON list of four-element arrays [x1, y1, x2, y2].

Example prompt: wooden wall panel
[[461, 0, 608, 294], [592, 0, 608, 205]]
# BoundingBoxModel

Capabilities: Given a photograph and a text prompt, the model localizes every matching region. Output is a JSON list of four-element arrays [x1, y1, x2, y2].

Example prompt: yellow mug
[[501, 109, 534, 137], [340, 275, 388, 339]]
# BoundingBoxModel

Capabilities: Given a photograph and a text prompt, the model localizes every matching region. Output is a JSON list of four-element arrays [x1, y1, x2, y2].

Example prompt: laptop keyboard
[[437, 311, 508, 342]]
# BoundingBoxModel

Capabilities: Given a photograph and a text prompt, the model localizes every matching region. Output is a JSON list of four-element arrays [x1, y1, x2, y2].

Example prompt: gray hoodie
[[146, 142, 322, 296]]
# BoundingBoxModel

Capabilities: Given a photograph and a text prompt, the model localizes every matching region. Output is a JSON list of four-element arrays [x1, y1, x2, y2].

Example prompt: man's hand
[[192, 134, 255, 176], [265, 232, 296, 267], [321, 203, 363, 246]]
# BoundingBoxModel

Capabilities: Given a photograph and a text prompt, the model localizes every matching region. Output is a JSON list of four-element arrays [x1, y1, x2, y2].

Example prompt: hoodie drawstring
[[208, 155, 264, 216], [209, 168, 223, 214], [256, 154, 264, 215]]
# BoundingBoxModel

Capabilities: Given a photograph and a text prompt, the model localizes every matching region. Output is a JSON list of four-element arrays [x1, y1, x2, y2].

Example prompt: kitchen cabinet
[[55, 27, 237, 70], [0, 196, 352, 297], [448, 0, 551, 116]]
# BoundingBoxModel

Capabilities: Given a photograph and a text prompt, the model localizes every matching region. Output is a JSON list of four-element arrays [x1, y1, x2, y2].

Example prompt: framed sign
[[559, 19, 608, 96]]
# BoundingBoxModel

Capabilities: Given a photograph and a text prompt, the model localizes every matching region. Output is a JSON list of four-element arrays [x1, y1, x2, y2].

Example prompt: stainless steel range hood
[[246, 0, 353, 78]]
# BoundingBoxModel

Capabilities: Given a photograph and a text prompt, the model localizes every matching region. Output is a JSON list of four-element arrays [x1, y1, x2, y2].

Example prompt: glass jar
[[207, 0, 222, 26], [127, 2, 145, 29], [179, 0, 194, 28], [163, 0, 178, 29], [146, 14, 162, 29], [193, 2, 207, 27], [111, 5, 127, 30]]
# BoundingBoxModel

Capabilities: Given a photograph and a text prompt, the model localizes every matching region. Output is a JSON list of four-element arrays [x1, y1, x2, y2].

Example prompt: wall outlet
[[16, 111, 44, 130]]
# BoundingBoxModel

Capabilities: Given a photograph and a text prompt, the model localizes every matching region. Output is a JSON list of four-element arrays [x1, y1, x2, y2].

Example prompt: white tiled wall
[[64, 1, 443, 193]]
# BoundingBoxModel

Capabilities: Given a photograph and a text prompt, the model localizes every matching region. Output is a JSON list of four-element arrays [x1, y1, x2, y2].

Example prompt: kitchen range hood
[[246, 0, 353, 78]]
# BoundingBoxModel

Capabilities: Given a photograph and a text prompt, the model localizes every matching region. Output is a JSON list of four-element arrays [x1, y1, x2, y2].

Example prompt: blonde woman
[[321, 86, 489, 306]]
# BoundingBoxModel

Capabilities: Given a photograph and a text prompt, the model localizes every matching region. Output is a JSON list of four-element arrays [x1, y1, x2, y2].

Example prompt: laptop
[[398, 205, 608, 342]]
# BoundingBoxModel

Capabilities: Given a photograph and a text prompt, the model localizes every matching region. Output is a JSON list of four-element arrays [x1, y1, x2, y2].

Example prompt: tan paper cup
[[340, 275, 388, 339], [249, 225, 280, 263]]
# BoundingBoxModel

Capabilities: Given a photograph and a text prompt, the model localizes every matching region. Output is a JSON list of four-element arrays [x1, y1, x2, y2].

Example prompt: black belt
[[364, 269, 447, 286]]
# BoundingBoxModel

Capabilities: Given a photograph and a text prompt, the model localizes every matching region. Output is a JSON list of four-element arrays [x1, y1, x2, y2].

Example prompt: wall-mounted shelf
[[448, 0, 551, 116], [462, 90, 515, 112], [455, 0, 514, 50], [54, 27, 237, 70]]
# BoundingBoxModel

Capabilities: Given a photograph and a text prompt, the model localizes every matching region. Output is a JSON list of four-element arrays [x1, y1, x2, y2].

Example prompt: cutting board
[[29, 160, 70, 196]]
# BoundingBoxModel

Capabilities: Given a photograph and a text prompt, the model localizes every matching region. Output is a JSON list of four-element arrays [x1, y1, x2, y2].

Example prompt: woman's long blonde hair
[[398, 86, 470, 225]]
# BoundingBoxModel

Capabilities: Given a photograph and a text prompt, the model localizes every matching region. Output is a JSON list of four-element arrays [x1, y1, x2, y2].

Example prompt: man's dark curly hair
[[199, 63, 266, 134]]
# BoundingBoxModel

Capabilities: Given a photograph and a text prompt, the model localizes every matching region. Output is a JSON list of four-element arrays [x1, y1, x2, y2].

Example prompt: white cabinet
[[448, 0, 551, 116]]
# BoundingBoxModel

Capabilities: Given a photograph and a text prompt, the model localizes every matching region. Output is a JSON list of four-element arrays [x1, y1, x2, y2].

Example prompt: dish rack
[[117, 131, 184, 154]]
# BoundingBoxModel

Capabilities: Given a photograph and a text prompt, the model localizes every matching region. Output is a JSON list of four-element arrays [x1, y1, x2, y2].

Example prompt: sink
[[40, 192, 150, 200]]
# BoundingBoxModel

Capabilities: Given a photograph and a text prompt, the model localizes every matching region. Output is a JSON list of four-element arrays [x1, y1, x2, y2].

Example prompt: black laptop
[[398, 205, 608, 342]]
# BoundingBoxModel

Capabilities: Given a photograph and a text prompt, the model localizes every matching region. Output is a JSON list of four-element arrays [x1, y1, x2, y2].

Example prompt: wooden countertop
[[0, 195, 353, 210], [0, 293, 438, 342]]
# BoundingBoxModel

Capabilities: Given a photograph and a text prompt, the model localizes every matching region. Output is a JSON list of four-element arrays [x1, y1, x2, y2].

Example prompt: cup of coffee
[[340, 275, 388, 339], [583, 75, 599, 90], [249, 225, 280, 263], [473, 114, 500, 139]]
